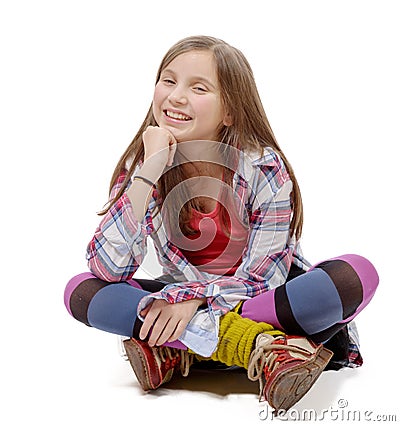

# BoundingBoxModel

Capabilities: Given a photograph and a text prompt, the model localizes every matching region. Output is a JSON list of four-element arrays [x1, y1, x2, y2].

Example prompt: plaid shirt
[[87, 147, 361, 363]]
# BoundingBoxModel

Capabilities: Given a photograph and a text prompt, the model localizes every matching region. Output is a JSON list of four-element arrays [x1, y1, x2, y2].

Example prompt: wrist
[[139, 157, 166, 183], [193, 297, 207, 308], [132, 175, 156, 189], [143, 151, 168, 170]]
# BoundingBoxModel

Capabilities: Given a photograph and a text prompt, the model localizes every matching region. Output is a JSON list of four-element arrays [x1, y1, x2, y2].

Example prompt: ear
[[223, 112, 233, 127]]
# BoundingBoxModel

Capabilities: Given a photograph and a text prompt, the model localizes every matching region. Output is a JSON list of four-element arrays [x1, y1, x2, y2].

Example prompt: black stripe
[[274, 284, 306, 336], [308, 322, 347, 344], [286, 263, 307, 281], [315, 259, 363, 320], [132, 317, 144, 339], [69, 278, 110, 326], [132, 277, 168, 292]]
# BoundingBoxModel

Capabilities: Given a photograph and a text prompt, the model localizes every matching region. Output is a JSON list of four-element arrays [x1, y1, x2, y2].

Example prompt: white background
[[1, 1, 398, 424]]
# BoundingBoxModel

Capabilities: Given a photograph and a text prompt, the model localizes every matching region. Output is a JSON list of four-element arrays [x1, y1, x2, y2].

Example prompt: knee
[[64, 272, 97, 318], [314, 253, 379, 304], [335, 254, 379, 298]]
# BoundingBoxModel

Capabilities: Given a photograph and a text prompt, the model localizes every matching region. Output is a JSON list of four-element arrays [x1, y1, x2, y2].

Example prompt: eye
[[193, 86, 207, 93], [163, 78, 175, 85]]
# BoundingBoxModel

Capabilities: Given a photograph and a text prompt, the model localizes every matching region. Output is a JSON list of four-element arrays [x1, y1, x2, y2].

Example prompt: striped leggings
[[64, 254, 378, 363]]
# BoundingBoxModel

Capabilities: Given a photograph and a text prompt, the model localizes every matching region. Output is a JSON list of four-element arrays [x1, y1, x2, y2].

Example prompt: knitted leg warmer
[[197, 312, 285, 369]]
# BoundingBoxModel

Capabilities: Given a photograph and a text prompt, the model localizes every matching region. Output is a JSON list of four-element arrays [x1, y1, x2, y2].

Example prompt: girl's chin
[[158, 124, 185, 140]]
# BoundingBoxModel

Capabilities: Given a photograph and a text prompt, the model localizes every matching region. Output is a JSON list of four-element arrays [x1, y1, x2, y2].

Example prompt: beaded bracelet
[[132, 175, 156, 189]]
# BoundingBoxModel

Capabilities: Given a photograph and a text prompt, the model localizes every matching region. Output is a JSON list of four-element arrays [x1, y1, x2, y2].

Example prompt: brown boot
[[123, 338, 193, 391], [247, 334, 333, 412]]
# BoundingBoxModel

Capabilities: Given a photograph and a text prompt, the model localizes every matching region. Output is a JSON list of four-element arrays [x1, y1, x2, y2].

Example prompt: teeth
[[166, 110, 191, 121]]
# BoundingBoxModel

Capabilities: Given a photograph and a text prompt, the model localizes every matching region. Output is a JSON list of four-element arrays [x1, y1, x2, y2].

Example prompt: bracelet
[[132, 175, 156, 189]]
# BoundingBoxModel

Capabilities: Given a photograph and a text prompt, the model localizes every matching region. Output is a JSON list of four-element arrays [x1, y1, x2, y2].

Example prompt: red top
[[179, 201, 248, 276]]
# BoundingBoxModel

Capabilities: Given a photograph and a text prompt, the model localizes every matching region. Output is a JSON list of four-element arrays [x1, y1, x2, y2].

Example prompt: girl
[[64, 36, 379, 412]]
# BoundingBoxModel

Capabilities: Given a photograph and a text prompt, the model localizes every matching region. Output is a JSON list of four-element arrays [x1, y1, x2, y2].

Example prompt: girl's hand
[[139, 298, 206, 347], [142, 126, 177, 168]]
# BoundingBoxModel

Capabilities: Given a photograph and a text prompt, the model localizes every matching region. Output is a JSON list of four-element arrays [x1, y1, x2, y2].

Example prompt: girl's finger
[[154, 318, 180, 346], [148, 315, 171, 347], [167, 320, 186, 343], [139, 308, 159, 340], [140, 304, 151, 317], [167, 138, 177, 167]]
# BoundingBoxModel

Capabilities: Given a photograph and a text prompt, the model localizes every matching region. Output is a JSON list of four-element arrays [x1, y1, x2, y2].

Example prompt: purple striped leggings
[[64, 254, 378, 365]]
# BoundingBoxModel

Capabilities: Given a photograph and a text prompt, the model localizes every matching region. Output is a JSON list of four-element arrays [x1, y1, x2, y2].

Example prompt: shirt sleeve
[[137, 155, 296, 316], [86, 170, 155, 282]]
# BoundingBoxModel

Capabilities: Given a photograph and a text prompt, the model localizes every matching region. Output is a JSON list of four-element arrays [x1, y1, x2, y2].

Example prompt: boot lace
[[157, 346, 194, 377]]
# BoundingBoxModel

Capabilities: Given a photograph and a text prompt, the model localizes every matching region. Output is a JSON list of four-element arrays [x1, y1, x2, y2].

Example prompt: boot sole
[[267, 346, 333, 412], [123, 339, 159, 391]]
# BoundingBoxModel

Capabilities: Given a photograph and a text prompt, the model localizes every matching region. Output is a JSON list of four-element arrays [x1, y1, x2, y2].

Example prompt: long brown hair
[[101, 35, 303, 239]]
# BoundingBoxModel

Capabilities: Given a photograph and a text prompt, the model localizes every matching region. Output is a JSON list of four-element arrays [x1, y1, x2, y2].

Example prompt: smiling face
[[152, 50, 230, 143]]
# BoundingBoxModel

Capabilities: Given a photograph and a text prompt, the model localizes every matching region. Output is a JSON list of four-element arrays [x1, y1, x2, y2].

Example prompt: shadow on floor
[[162, 365, 259, 396]]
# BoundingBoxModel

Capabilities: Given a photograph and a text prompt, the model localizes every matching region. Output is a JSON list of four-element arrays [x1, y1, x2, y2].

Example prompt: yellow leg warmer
[[196, 312, 285, 369]]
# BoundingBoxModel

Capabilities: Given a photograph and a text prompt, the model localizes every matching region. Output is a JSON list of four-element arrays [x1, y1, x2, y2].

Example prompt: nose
[[168, 84, 187, 105]]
